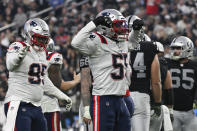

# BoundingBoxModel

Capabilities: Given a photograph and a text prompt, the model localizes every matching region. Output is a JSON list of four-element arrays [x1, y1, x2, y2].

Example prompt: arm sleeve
[[6, 42, 24, 71], [43, 76, 69, 100], [71, 21, 98, 55], [127, 30, 142, 50], [48, 64, 62, 89]]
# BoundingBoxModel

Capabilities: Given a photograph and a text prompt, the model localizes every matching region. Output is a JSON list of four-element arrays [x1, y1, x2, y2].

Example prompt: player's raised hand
[[73, 71, 81, 84], [93, 16, 112, 28], [18, 46, 30, 60], [132, 19, 144, 30], [83, 106, 91, 124]]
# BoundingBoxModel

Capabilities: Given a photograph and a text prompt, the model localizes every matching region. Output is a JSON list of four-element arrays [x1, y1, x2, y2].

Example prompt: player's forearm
[[164, 71, 172, 90], [152, 82, 162, 103], [60, 80, 78, 91], [151, 55, 162, 103], [44, 76, 69, 100], [71, 21, 96, 50], [81, 67, 91, 106]]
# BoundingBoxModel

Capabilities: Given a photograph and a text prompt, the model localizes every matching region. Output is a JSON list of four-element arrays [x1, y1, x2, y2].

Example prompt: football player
[[126, 15, 162, 131], [150, 42, 173, 131], [71, 9, 132, 131], [4, 18, 71, 131], [41, 38, 80, 131], [167, 36, 197, 131]]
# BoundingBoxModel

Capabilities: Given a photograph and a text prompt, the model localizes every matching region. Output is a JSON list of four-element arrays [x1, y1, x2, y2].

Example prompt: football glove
[[93, 16, 112, 28], [151, 103, 162, 117], [62, 96, 72, 111], [132, 19, 144, 30], [18, 46, 30, 60]]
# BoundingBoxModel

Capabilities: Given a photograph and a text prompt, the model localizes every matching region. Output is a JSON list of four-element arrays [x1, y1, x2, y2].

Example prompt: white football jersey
[[72, 21, 131, 96], [5, 41, 48, 106], [41, 52, 63, 113]]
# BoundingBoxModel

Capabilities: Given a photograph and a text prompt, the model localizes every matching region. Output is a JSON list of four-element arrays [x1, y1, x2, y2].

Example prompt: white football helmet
[[170, 36, 194, 60], [96, 9, 129, 42], [23, 18, 50, 51], [126, 15, 141, 30], [154, 41, 164, 52]]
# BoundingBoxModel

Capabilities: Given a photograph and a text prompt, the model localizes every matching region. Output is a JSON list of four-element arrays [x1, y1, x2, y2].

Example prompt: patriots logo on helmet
[[30, 21, 37, 27], [54, 58, 60, 62], [89, 34, 96, 39], [102, 12, 110, 17]]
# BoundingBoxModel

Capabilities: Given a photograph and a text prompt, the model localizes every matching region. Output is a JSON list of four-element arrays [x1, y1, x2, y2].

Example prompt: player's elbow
[[6, 61, 16, 72], [71, 36, 79, 49], [152, 82, 161, 89]]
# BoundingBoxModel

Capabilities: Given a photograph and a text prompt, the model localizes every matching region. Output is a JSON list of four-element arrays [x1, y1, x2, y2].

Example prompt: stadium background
[[0, 0, 196, 130]]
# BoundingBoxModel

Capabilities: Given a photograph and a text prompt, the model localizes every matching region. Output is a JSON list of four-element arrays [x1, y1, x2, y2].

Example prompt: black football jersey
[[129, 41, 157, 94], [159, 57, 168, 86], [167, 59, 197, 111]]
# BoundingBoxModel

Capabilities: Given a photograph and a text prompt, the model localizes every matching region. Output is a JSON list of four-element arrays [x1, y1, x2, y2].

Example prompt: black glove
[[93, 16, 112, 28], [132, 19, 144, 30], [151, 103, 161, 117]]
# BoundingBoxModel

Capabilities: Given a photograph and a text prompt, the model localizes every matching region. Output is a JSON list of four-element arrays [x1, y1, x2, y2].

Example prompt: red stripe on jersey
[[124, 90, 130, 97], [47, 52, 56, 60], [16, 41, 27, 47], [52, 112, 55, 131], [56, 112, 60, 131], [95, 33, 108, 44], [8, 102, 10, 107], [93, 96, 95, 131], [97, 96, 100, 131]]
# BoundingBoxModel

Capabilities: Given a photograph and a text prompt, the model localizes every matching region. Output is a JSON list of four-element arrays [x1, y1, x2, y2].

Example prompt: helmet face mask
[[31, 33, 49, 49], [24, 18, 50, 51], [96, 9, 129, 42], [111, 19, 128, 41], [170, 36, 194, 60]]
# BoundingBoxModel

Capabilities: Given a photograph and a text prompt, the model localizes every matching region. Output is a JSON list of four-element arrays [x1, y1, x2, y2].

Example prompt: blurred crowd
[[0, 0, 197, 130]]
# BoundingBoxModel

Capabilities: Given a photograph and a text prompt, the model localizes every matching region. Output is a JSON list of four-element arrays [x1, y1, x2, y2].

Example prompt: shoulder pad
[[47, 52, 63, 65], [7, 41, 27, 53], [80, 56, 89, 69]]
